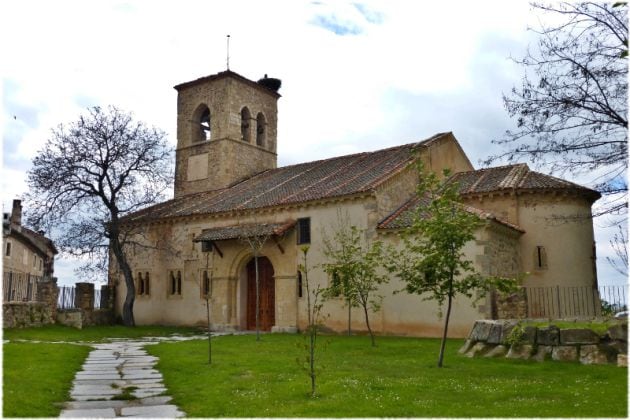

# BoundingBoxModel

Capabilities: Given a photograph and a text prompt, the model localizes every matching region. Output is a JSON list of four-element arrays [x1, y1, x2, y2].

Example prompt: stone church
[[110, 70, 600, 337]]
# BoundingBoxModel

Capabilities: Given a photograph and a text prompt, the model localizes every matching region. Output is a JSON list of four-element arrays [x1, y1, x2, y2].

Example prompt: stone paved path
[[59, 340, 185, 418]]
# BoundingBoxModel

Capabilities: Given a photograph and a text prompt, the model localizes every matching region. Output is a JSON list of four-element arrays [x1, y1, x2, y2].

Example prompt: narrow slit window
[[145, 272, 150, 296], [177, 271, 182, 295], [5, 242, 11, 257], [297, 217, 311, 245], [202, 270, 210, 297], [297, 271, 303, 298], [535, 246, 548, 270]]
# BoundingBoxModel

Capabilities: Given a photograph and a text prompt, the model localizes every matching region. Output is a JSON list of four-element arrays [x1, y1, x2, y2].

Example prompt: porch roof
[[193, 219, 296, 242]]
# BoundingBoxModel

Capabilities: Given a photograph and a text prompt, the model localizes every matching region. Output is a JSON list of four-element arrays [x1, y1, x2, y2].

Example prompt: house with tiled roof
[[110, 70, 600, 336], [3, 200, 58, 302]]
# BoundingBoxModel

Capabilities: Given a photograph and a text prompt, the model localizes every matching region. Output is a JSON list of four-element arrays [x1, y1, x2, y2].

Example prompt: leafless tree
[[606, 224, 628, 277], [488, 2, 628, 218], [25, 106, 173, 326]]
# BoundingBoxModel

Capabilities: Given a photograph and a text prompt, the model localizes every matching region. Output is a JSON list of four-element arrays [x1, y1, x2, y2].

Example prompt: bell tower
[[173, 70, 281, 197]]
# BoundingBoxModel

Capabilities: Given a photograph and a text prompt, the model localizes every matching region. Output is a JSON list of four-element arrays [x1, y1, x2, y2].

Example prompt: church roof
[[377, 195, 524, 233], [450, 163, 600, 201], [121, 133, 450, 224], [193, 220, 296, 242]]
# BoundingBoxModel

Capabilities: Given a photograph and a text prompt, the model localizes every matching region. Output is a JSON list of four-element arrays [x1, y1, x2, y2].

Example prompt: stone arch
[[192, 103, 211, 142], [256, 112, 266, 147], [241, 107, 252, 142]]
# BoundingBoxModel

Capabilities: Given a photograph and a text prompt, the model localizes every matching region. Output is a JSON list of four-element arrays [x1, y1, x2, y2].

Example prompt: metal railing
[[3, 272, 44, 302], [57, 286, 102, 310], [524, 285, 627, 319]]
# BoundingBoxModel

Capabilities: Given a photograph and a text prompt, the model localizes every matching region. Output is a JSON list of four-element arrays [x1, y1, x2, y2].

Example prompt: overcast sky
[[2, 0, 626, 286]]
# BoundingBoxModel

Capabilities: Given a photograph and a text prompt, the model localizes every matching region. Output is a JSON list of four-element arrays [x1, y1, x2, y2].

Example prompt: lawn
[[148, 334, 628, 418], [3, 342, 90, 417], [2, 324, 201, 417], [3, 324, 202, 342]]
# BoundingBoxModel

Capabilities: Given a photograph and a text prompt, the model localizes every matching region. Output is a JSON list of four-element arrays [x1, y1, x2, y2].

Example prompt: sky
[[1, 0, 626, 286]]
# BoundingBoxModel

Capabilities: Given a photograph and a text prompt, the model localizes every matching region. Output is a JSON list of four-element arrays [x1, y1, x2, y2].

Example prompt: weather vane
[[226, 34, 231, 70]]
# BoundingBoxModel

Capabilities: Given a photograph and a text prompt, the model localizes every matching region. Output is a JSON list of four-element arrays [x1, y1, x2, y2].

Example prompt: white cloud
[[1, 0, 625, 286]]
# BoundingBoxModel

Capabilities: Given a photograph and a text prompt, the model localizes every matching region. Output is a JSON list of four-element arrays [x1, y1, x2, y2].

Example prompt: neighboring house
[[110, 70, 600, 337], [3, 199, 58, 301]]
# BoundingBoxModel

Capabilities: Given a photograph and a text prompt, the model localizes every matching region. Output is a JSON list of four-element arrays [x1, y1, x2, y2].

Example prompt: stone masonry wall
[[3, 279, 58, 328], [459, 320, 628, 367]]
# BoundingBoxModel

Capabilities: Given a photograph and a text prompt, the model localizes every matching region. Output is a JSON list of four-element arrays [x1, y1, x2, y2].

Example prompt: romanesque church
[[110, 70, 600, 337]]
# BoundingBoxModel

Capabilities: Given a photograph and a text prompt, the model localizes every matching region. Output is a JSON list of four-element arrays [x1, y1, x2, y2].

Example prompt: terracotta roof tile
[[450, 164, 600, 201], [122, 133, 451, 224], [377, 195, 524, 233], [193, 220, 296, 242]]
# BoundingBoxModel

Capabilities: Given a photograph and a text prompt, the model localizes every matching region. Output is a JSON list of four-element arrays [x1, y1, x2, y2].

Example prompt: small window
[[535, 246, 548, 270], [297, 217, 311, 245], [33, 253, 37, 268], [241, 107, 251, 142], [39, 258, 43, 270], [256, 112, 266, 146], [138, 272, 145, 295], [169, 270, 181, 295], [297, 271, 303, 298], [144, 272, 150, 296], [200, 109, 211, 141], [201, 241, 213, 253], [202, 270, 210, 297], [5, 241, 11, 257]]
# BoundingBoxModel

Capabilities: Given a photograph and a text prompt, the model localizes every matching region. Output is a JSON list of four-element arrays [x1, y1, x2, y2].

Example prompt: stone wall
[[459, 320, 628, 367], [3, 302, 55, 328], [56, 284, 115, 329], [3, 279, 58, 328]]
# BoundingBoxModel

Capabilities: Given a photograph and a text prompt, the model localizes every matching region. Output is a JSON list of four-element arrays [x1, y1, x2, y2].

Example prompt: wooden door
[[246, 256, 275, 331]]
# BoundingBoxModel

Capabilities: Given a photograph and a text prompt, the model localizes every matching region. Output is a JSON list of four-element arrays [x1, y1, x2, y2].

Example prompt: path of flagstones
[[54, 334, 236, 418]]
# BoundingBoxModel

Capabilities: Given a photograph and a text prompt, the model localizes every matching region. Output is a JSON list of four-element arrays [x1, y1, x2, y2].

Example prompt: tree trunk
[[255, 254, 260, 341], [109, 230, 135, 327], [347, 299, 352, 336], [437, 275, 454, 368], [362, 302, 376, 347], [206, 296, 212, 364], [309, 327, 316, 397]]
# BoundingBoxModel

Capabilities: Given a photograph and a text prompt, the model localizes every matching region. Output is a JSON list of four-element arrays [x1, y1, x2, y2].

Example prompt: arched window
[[192, 104, 211, 142], [241, 107, 251, 142], [200, 108, 211, 141], [256, 112, 266, 146]]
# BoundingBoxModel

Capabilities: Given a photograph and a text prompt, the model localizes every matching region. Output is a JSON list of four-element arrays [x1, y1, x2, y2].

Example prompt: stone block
[[607, 323, 627, 342], [537, 326, 560, 346], [579, 344, 617, 365], [483, 345, 508, 358], [469, 321, 493, 342], [617, 354, 627, 367], [552, 346, 578, 362], [458, 339, 474, 355], [120, 405, 184, 418], [560, 329, 600, 345], [506, 344, 533, 360], [531, 345, 552, 362], [59, 408, 116, 418], [521, 326, 538, 344], [465, 342, 492, 358], [487, 323, 503, 344]]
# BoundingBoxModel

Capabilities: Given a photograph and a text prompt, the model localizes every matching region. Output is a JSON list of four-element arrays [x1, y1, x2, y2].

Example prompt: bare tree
[[606, 224, 628, 277], [25, 106, 172, 326], [489, 2, 628, 218]]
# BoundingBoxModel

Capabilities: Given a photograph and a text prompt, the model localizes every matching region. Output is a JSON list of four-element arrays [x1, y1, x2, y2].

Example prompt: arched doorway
[[246, 256, 275, 331]]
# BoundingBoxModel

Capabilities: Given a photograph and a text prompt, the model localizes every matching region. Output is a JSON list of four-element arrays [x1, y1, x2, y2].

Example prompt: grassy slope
[[149, 334, 628, 418], [3, 342, 90, 417]]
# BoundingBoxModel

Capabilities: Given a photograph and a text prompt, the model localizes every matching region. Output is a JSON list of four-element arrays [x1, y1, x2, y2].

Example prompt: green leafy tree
[[388, 162, 516, 367], [322, 212, 388, 346], [297, 246, 325, 397]]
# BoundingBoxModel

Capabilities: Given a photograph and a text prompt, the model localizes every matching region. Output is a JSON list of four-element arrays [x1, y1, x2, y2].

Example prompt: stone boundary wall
[[459, 320, 628, 367], [56, 309, 115, 329], [3, 279, 59, 328]]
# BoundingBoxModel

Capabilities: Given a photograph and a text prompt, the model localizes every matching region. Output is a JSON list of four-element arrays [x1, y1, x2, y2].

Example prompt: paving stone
[[120, 404, 184, 417], [71, 395, 115, 401], [122, 369, 159, 376], [128, 378, 163, 385], [75, 374, 121, 381], [63, 400, 138, 410], [59, 407, 116, 417], [71, 385, 121, 396]]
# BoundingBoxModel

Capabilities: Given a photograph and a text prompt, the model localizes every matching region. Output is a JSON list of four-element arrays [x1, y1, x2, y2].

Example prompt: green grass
[[523, 319, 621, 335], [3, 324, 202, 342], [148, 334, 628, 417], [3, 342, 90, 417]]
